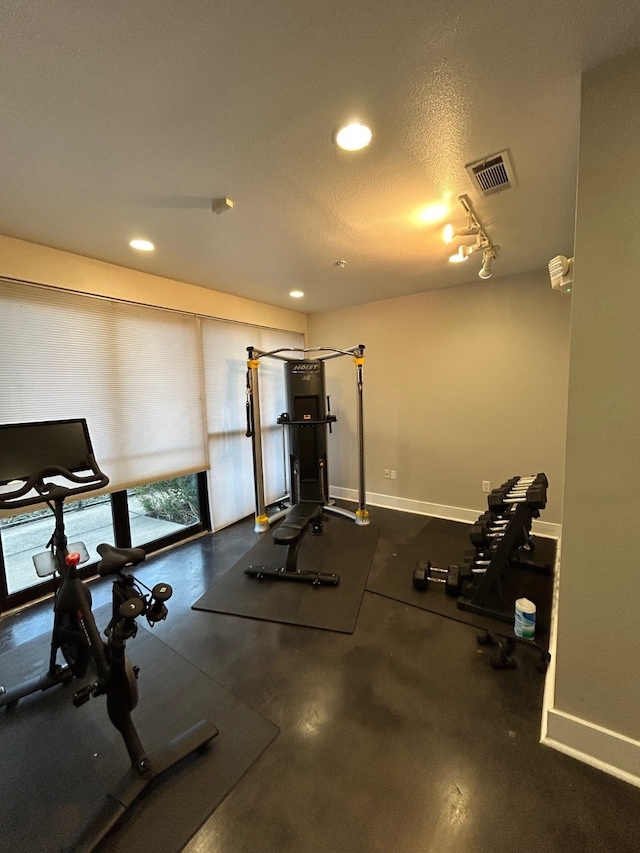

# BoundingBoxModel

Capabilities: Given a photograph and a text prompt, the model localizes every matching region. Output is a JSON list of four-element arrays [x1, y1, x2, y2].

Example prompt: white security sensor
[[548, 255, 573, 293]]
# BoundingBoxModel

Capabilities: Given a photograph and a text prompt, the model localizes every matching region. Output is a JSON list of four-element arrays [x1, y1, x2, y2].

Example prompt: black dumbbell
[[487, 474, 546, 502], [512, 473, 547, 488], [505, 473, 548, 490], [471, 509, 535, 549], [504, 474, 548, 497], [146, 582, 173, 625], [488, 484, 546, 512], [412, 560, 465, 596], [469, 520, 510, 549], [461, 551, 491, 572], [475, 512, 510, 532], [470, 526, 500, 550], [119, 596, 146, 620]]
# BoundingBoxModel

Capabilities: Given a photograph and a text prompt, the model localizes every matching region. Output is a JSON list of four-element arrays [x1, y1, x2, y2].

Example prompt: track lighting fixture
[[444, 194, 499, 280], [443, 222, 480, 243], [479, 246, 498, 279], [448, 242, 477, 262]]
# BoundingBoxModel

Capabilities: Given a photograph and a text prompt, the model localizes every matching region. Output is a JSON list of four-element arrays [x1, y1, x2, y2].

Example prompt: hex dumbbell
[[503, 474, 547, 496], [461, 551, 491, 575], [475, 511, 510, 532], [412, 560, 468, 596], [470, 522, 506, 550], [488, 484, 546, 512], [510, 473, 548, 490], [488, 474, 547, 503]]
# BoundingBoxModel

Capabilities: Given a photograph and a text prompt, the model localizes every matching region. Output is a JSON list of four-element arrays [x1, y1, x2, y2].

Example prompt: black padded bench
[[245, 502, 339, 587], [273, 502, 323, 571]]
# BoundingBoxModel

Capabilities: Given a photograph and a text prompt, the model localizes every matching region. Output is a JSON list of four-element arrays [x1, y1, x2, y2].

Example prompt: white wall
[[309, 270, 570, 527], [544, 47, 640, 785]]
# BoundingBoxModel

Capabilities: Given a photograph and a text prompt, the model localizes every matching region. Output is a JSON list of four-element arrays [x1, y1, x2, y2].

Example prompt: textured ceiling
[[1, 1, 639, 313]]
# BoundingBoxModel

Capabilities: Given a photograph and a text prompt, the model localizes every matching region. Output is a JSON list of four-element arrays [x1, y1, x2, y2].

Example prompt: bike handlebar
[[0, 461, 109, 511]]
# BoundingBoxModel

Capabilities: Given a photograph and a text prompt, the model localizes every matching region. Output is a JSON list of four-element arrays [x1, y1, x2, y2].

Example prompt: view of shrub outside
[[132, 475, 199, 526]]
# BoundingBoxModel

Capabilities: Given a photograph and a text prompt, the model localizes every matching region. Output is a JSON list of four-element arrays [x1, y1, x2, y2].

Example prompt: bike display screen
[[0, 418, 95, 485]]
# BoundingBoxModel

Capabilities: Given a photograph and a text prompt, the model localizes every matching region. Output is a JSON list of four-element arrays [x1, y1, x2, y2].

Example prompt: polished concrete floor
[[3, 506, 640, 853]]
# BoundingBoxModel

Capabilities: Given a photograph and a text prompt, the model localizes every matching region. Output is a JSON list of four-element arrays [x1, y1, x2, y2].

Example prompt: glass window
[[128, 474, 201, 547], [0, 496, 113, 595]]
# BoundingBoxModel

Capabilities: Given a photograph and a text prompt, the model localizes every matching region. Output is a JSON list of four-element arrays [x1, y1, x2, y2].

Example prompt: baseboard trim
[[538, 526, 640, 788], [543, 709, 640, 788], [330, 487, 561, 539]]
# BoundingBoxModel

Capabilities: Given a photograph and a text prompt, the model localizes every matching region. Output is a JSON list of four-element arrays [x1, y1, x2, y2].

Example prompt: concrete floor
[[2, 506, 640, 853]]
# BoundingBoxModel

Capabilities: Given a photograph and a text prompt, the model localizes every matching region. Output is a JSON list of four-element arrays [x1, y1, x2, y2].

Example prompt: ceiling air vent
[[465, 150, 515, 197]]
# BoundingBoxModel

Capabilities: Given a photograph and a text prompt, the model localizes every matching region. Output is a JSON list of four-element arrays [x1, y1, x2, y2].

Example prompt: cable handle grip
[[245, 368, 254, 437]]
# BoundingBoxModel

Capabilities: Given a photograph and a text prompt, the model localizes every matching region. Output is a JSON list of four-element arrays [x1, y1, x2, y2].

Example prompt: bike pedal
[[72, 684, 93, 707]]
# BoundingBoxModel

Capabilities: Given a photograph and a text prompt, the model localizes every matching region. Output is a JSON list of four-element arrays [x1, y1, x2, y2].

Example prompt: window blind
[[0, 279, 206, 491], [201, 318, 303, 530]]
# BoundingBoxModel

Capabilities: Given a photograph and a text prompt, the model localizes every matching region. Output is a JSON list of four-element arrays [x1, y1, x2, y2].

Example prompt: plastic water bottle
[[514, 598, 536, 639]]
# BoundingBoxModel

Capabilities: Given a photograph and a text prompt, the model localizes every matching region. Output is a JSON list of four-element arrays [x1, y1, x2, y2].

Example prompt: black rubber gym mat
[[192, 514, 379, 633], [0, 606, 278, 853], [366, 516, 556, 644]]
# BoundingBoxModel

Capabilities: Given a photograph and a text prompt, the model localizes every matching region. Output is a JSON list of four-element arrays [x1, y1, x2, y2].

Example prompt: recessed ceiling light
[[290, 290, 304, 298], [334, 122, 373, 151], [129, 239, 155, 251]]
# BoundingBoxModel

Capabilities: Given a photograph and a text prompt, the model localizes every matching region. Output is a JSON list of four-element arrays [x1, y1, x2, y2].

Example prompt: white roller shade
[[201, 318, 303, 530], [0, 279, 206, 491]]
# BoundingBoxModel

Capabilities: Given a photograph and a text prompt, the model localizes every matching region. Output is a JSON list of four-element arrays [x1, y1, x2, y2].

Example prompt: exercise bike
[[0, 418, 218, 853]]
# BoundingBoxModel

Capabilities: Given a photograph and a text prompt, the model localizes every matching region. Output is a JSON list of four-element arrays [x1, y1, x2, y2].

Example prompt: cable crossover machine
[[244, 344, 369, 587]]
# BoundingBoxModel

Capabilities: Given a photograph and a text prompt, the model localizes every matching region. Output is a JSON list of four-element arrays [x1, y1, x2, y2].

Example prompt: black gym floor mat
[[0, 607, 278, 853], [192, 514, 380, 633], [366, 516, 556, 644]]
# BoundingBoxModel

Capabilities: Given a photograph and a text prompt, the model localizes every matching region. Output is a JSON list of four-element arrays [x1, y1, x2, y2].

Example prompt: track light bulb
[[479, 248, 496, 279], [443, 223, 480, 244], [448, 249, 468, 263]]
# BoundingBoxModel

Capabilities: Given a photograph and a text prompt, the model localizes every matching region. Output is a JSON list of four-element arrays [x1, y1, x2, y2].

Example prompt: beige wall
[[547, 48, 640, 764], [309, 270, 571, 524], [0, 234, 307, 334]]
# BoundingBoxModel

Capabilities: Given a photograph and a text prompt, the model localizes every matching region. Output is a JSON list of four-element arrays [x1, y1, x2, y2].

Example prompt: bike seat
[[97, 542, 146, 577]]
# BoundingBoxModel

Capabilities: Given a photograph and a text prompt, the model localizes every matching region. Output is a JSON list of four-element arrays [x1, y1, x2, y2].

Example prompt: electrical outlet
[[390, 470, 397, 480], [482, 480, 491, 493], [384, 469, 390, 479]]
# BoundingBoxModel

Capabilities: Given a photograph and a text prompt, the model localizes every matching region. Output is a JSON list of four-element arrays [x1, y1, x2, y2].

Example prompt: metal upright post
[[353, 345, 369, 526], [246, 348, 270, 533]]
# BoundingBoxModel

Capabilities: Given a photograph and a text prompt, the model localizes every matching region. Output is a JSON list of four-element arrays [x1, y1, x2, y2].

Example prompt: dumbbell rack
[[457, 475, 550, 624]]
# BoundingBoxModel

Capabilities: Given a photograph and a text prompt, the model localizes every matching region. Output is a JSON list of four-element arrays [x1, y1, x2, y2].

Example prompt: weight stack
[[284, 360, 330, 504]]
